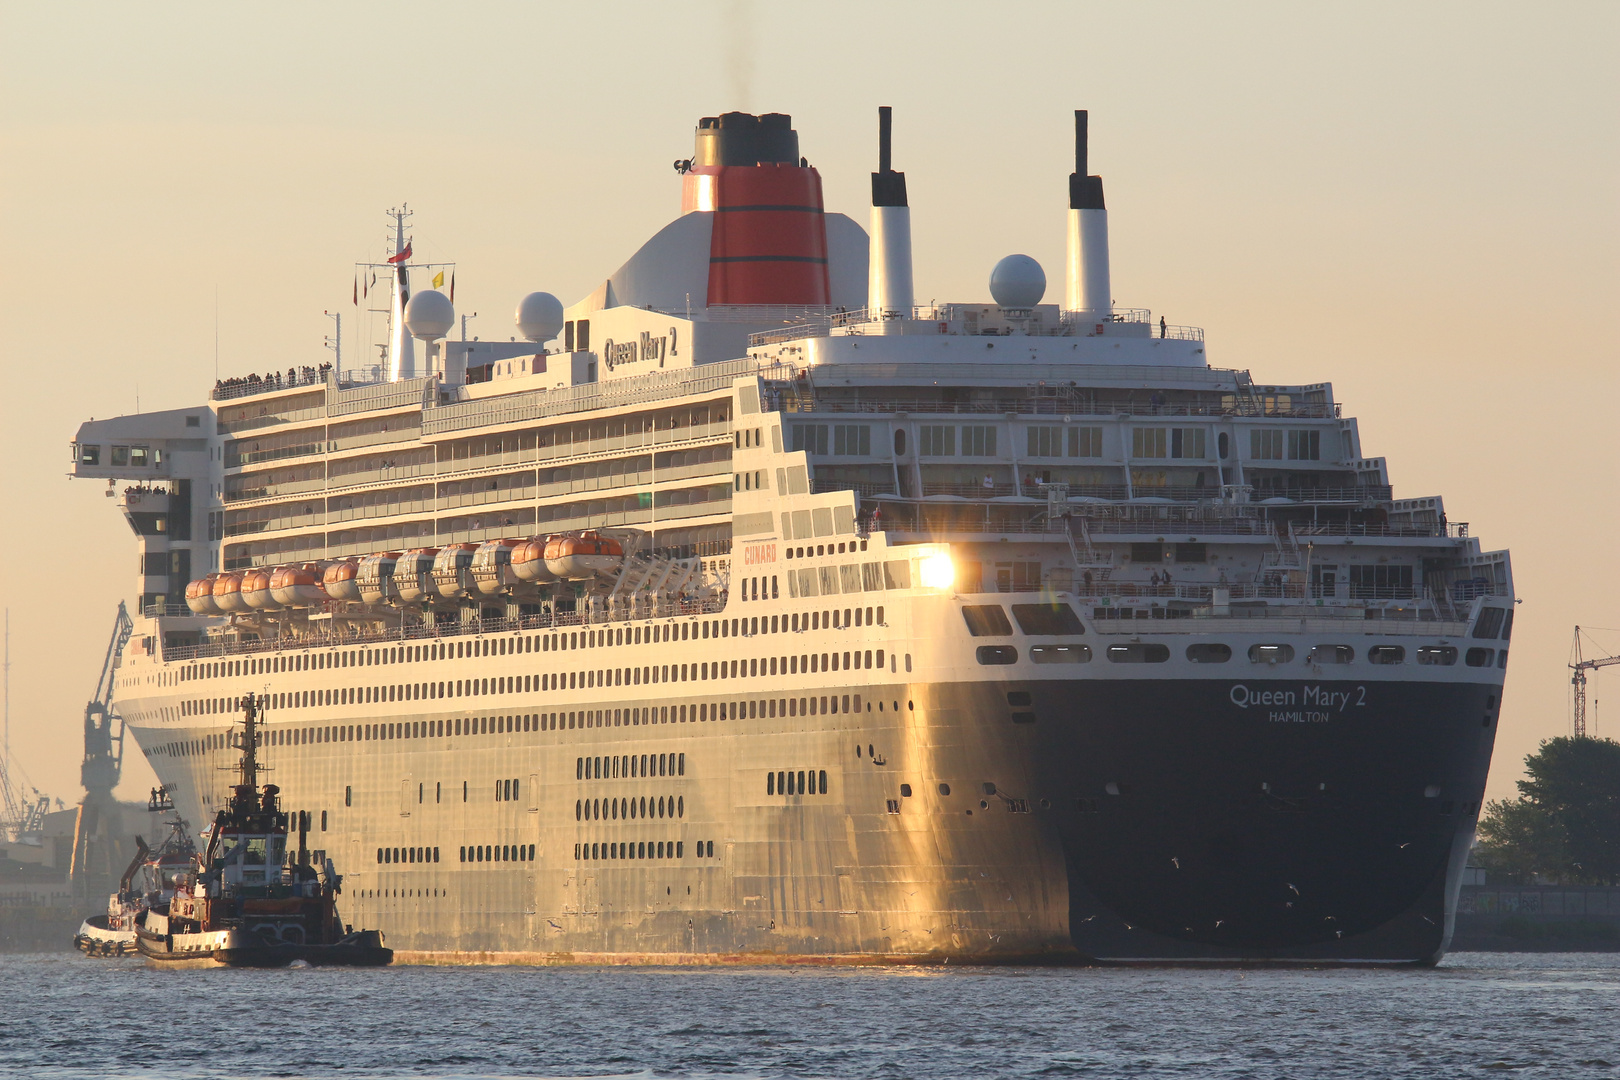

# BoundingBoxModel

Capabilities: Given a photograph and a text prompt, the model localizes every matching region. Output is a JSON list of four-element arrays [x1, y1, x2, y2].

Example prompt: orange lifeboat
[[185, 574, 222, 616], [431, 543, 480, 599], [511, 536, 559, 583], [269, 563, 328, 607], [394, 548, 440, 604], [212, 572, 249, 613], [322, 559, 362, 603], [544, 531, 624, 581], [471, 538, 525, 596], [240, 568, 283, 611], [357, 551, 402, 605]]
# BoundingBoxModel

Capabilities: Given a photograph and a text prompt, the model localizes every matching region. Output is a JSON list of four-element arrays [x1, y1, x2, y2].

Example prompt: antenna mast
[[323, 310, 342, 378]]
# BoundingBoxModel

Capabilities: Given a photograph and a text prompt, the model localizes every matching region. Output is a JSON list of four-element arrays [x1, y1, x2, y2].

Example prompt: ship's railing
[[212, 367, 330, 401], [142, 603, 193, 618], [162, 596, 738, 663], [1090, 613, 1473, 635], [780, 397, 1340, 419], [877, 516, 1463, 540], [818, 480, 1397, 508], [422, 357, 799, 437]]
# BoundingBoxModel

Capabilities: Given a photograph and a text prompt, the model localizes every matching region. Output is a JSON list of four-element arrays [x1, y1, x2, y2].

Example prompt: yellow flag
[[432, 270, 445, 289]]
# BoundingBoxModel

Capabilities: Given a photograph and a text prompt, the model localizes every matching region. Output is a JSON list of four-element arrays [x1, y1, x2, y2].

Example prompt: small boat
[[212, 571, 249, 613], [510, 536, 560, 583], [393, 548, 440, 603], [544, 531, 624, 580], [240, 567, 283, 610], [184, 573, 222, 615], [356, 551, 402, 604], [470, 538, 525, 595], [269, 563, 328, 607], [135, 694, 392, 968], [322, 558, 362, 602], [74, 808, 197, 958], [430, 543, 480, 599]]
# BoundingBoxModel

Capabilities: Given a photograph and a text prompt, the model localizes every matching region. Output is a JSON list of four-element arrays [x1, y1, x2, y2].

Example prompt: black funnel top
[[692, 112, 800, 167], [1069, 109, 1105, 210], [871, 105, 908, 208]]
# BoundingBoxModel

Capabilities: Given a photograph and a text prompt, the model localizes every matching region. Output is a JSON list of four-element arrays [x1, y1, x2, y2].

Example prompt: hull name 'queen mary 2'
[[71, 108, 1511, 965]]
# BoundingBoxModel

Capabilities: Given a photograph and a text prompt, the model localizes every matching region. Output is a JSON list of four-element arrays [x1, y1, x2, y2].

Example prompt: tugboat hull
[[73, 915, 138, 957], [138, 925, 392, 968]]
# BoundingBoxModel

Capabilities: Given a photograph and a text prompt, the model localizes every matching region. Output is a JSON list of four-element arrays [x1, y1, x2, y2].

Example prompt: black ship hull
[[1004, 676, 1499, 963]]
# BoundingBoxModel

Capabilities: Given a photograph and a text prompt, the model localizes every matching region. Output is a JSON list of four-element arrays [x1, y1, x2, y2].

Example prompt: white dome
[[515, 292, 564, 344], [404, 289, 454, 341], [989, 254, 1046, 309]]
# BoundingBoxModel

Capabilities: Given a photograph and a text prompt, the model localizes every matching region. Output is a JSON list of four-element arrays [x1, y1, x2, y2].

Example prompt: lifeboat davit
[[240, 568, 283, 611], [357, 551, 402, 605], [431, 543, 480, 599], [185, 574, 222, 616], [471, 538, 524, 596], [322, 559, 362, 603], [544, 531, 624, 581], [212, 572, 249, 613], [511, 536, 560, 583], [269, 563, 328, 607], [394, 548, 440, 604]]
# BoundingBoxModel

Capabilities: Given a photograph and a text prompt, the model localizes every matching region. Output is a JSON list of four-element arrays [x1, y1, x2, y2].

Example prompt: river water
[[3, 952, 1617, 1079]]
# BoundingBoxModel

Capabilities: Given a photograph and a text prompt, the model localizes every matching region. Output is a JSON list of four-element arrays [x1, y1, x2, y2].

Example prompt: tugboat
[[135, 694, 392, 967], [73, 793, 196, 957]]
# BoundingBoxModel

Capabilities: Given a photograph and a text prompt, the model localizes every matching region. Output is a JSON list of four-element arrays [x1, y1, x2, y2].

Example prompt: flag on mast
[[433, 270, 444, 289], [352, 274, 358, 306], [387, 242, 413, 265], [449, 270, 455, 303]]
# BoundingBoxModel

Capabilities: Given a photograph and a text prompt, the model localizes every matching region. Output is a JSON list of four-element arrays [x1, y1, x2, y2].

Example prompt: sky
[[0, 1, 1616, 808]]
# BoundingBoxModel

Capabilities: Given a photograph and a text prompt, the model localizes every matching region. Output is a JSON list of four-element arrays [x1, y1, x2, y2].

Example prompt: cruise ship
[[70, 108, 1512, 964]]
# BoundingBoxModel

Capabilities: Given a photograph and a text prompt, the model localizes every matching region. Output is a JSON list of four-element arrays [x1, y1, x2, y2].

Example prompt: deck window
[[962, 605, 1013, 637]]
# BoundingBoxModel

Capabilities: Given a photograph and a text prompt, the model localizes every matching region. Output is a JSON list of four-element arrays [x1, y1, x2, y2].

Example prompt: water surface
[[5, 952, 1617, 1079]]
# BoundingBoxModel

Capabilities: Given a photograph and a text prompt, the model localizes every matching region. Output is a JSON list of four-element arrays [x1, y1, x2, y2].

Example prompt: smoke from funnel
[[722, 0, 756, 111]]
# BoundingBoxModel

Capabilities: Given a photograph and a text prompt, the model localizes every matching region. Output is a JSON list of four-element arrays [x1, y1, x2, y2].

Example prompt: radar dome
[[989, 254, 1046, 309], [516, 292, 564, 344], [404, 289, 454, 341]]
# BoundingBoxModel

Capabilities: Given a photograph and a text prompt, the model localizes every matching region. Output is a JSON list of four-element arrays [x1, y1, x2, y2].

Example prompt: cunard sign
[[602, 327, 678, 372]]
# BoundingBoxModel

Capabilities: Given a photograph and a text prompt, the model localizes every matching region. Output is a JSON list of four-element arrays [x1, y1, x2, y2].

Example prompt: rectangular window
[[1069, 427, 1103, 457], [1028, 426, 1064, 458], [1011, 602, 1085, 635], [918, 425, 955, 457], [960, 425, 997, 456], [1288, 430, 1321, 460], [961, 605, 1013, 637], [791, 424, 829, 455], [111, 446, 130, 467], [1349, 564, 1414, 599], [832, 425, 871, 456], [1170, 429, 1206, 459], [1132, 428, 1167, 458], [1250, 429, 1284, 460]]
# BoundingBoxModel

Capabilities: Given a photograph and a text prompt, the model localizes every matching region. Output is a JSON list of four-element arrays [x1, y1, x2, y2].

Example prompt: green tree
[[1476, 736, 1620, 885]]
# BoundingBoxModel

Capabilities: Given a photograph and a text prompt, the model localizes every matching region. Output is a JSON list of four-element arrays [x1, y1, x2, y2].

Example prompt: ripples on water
[[3, 952, 1617, 1079]]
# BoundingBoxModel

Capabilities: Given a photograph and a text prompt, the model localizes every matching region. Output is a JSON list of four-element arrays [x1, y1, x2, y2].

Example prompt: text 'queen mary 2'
[[72, 108, 1511, 964]]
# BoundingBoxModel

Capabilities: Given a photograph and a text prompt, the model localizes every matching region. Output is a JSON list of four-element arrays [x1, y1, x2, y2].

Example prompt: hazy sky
[[0, 1, 1615, 807]]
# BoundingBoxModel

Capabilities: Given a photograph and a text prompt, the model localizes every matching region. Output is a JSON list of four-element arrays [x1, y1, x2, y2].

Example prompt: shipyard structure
[[70, 110, 1512, 963]]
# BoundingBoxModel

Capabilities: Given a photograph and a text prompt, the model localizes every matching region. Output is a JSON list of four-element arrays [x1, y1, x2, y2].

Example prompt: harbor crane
[[1, 610, 54, 844], [1570, 625, 1620, 739], [69, 602, 133, 895]]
